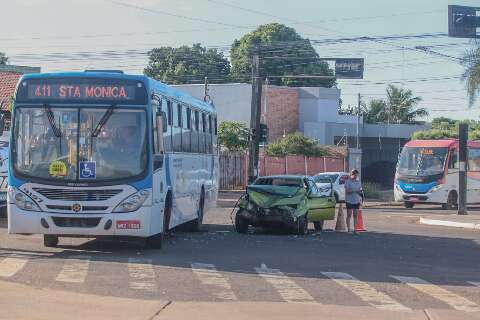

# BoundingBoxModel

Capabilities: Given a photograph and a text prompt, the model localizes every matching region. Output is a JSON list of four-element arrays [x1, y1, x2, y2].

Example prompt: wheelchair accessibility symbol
[[79, 161, 96, 179]]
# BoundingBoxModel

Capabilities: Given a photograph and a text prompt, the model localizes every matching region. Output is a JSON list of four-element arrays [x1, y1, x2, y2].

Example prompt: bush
[[265, 132, 328, 157], [362, 182, 382, 199]]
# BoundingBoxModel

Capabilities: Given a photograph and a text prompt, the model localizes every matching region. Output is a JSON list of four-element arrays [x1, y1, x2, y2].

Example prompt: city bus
[[8, 71, 218, 248], [394, 139, 480, 209]]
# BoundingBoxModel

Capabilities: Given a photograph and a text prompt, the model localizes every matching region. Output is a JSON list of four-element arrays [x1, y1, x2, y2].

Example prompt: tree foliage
[[144, 43, 230, 84], [412, 118, 480, 140], [339, 85, 427, 124], [230, 23, 335, 87], [461, 43, 480, 107], [218, 121, 249, 152], [0, 52, 7, 65], [266, 132, 328, 157]]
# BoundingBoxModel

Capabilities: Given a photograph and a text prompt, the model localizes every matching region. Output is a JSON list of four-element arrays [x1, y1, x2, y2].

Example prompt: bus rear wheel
[[44, 235, 58, 247], [188, 189, 205, 232]]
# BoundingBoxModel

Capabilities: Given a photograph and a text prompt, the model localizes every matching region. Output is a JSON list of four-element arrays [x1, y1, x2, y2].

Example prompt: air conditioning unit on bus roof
[[84, 70, 124, 74]]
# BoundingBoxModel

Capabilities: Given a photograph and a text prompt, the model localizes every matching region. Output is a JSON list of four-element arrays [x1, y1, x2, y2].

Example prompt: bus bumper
[[7, 204, 156, 238], [394, 185, 448, 204]]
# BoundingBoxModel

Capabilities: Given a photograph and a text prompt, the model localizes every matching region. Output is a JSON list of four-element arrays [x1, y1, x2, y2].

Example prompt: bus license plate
[[410, 197, 419, 201], [116, 220, 141, 230]]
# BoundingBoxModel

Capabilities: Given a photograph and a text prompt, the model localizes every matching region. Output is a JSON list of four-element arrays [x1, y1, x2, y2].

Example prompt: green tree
[[0, 52, 7, 65], [218, 121, 249, 152], [230, 23, 335, 87], [385, 84, 427, 123], [266, 132, 328, 157], [144, 43, 230, 84], [364, 99, 388, 123], [462, 43, 480, 107], [411, 118, 480, 140]]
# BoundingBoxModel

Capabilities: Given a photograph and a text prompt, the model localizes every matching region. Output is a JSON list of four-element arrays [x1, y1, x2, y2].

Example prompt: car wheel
[[235, 210, 249, 233], [313, 220, 324, 232], [334, 193, 339, 203], [296, 216, 308, 235], [404, 202, 414, 209], [44, 235, 58, 247], [146, 233, 163, 249]]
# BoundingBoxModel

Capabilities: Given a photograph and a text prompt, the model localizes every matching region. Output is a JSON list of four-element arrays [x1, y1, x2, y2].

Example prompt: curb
[[418, 217, 480, 230]]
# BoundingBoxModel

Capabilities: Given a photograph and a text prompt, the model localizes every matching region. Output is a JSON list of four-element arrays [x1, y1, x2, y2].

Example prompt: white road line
[[0, 257, 28, 277], [392, 276, 480, 312], [322, 272, 410, 311], [55, 255, 91, 283], [191, 263, 237, 301], [128, 258, 157, 291], [468, 281, 480, 287], [255, 264, 315, 303]]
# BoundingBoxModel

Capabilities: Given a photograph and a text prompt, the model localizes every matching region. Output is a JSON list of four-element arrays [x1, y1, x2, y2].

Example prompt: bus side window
[[193, 110, 199, 153], [199, 112, 207, 153], [212, 116, 218, 154], [163, 99, 173, 152], [182, 106, 191, 152], [207, 114, 213, 154], [449, 150, 458, 169], [172, 102, 182, 152]]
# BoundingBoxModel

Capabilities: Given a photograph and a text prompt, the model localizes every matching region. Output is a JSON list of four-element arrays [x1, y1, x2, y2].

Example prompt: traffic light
[[259, 123, 268, 143]]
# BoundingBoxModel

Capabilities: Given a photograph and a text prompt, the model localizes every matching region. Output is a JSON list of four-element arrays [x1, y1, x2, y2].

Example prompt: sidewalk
[[1, 280, 479, 320], [418, 214, 480, 230]]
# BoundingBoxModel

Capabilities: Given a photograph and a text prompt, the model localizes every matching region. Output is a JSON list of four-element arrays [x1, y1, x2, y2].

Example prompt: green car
[[235, 175, 336, 235]]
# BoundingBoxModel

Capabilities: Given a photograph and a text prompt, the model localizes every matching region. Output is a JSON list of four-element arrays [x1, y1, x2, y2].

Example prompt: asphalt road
[[0, 205, 479, 313]]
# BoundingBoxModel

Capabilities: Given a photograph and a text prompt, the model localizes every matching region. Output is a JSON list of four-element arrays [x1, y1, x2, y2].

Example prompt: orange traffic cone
[[335, 204, 347, 232], [355, 208, 366, 232]]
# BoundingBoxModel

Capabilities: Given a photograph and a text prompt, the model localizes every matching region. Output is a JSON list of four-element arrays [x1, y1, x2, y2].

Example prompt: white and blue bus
[[8, 71, 218, 248]]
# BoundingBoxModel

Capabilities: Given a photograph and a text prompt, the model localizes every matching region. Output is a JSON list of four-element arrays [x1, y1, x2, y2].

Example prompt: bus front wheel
[[146, 233, 163, 249], [44, 235, 58, 247], [404, 202, 414, 209], [442, 191, 458, 210]]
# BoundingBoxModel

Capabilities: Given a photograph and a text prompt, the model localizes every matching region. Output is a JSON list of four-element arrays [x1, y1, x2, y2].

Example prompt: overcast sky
[[1, 0, 478, 120]]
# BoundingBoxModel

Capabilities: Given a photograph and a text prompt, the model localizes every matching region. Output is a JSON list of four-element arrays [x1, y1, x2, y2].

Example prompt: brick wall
[[261, 86, 299, 142]]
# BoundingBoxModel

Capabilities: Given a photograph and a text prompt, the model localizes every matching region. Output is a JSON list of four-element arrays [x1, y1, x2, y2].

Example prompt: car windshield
[[13, 107, 147, 183], [397, 147, 447, 176], [315, 174, 338, 183], [255, 177, 304, 187]]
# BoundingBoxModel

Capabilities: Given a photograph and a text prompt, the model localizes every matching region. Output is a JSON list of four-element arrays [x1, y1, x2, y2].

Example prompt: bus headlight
[[8, 187, 41, 212], [430, 184, 443, 193], [113, 189, 150, 213]]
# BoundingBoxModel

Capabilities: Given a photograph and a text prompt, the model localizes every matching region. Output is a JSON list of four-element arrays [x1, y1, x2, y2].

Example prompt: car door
[[305, 178, 336, 221]]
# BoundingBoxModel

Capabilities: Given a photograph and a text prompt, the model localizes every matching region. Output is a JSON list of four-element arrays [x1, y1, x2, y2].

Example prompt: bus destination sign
[[16, 78, 148, 104], [27, 83, 136, 100]]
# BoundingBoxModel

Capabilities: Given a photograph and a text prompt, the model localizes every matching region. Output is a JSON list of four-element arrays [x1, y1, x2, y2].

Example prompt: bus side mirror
[[0, 114, 5, 136], [160, 111, 167, 133]]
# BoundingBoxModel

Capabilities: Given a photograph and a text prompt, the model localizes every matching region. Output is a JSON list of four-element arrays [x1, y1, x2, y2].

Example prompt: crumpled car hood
[[247, 185, 306, 208]]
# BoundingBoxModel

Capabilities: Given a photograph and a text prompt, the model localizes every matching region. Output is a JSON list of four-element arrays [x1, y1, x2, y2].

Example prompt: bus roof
[[17, 71, 216, 113], [405, 139, 480, 148]]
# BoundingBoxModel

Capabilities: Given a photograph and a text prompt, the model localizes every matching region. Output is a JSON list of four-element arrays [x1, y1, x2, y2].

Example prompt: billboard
[[335, 58, 364, 79], [448, 5, 479, 38]]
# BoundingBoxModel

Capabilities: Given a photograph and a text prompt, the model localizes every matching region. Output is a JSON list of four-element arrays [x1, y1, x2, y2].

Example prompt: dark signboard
[[448, 5, 479, 38], [335, 58, 364, 79], [16, 78, 148, 104]]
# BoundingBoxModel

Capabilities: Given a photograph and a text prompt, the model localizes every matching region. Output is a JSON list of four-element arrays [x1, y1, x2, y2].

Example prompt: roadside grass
[[363, 182, 393, 201]]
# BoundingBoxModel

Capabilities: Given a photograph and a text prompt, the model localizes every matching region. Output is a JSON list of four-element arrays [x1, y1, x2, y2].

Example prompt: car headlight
[[430, 184, 443, 193], [8, 186, 41, 212], [113, 189, 150, 213]]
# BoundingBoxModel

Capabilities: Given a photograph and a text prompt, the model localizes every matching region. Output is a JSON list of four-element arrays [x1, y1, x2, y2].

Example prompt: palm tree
[[385, 84, 427, 123], [462, 43, 480, 107]]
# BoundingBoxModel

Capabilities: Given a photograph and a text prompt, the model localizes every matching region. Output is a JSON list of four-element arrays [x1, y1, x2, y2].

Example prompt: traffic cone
[[355, 208, 366, 232], [335, 204, 347, 232]]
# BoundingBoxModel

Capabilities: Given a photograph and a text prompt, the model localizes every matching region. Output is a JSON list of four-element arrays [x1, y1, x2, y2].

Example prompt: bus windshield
[[13, 107, 147, 183], [397, 147, 448, 176]]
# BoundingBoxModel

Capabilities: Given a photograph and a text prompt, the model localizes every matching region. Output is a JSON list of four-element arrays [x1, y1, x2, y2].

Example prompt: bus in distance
[[394, 139, 480, 209], [8, 71, 219, 248]]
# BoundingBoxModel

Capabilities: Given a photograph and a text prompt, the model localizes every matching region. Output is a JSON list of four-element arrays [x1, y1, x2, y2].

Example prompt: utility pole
[[458, 123, 468, 215], [356, 93, 361, 149], [248, 54, 262, 183]]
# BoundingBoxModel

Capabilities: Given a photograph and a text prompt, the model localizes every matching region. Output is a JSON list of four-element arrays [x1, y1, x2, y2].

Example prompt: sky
[[1, 0, 479, 120]]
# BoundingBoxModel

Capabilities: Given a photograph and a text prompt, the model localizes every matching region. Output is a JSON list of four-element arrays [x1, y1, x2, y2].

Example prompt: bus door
[[467, 148, 480, 203]]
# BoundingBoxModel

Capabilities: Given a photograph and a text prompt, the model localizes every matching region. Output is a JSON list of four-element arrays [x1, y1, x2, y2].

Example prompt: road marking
[[0, 250, 53, 257], [191, 263, 237, 301], [392, 276, 480, 312], [0, 257, 28, 277], [468, 281, 480, 287], [322, 272, 410, 311], [128, 258, 157, 291], [55, 255, 91, 283], [255, 264, 315, 303]]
